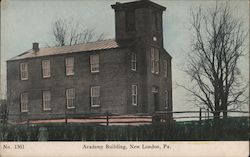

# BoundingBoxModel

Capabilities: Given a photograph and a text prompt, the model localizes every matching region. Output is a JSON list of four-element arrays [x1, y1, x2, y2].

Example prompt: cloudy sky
[[1, 0, 249, 118]]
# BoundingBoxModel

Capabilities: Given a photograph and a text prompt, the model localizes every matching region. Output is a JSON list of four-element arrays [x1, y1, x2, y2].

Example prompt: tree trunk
[[213, 111, 221, 139], [221, 96, 228, 119], [222, 105, 227, 118], [213, 111, 220, 120]]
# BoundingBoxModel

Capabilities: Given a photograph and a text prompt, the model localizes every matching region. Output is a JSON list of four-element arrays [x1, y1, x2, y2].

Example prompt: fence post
[[207, 109, 210, 120], [199, 108, 202, 122], [199, 108, 202, 139], [27, 114, 30, 126], [204, 109, 207, 120], [65, 112, 68, 124], [27, 118, 30, 126], [106, 111, 109, 126]]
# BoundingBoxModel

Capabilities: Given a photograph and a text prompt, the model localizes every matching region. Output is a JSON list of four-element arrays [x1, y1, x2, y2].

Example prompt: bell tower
[[111, 0, 166, 47]]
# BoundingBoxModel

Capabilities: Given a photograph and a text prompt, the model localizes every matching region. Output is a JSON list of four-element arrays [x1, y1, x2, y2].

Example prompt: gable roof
[[9, 39, 121, 61]]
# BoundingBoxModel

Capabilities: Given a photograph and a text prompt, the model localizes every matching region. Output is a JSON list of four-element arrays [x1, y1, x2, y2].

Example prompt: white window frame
[[20, 62, 28, 80], [151, 49, 155, 73], [165, 90, 169, 110], [132, 85, 137, 106], [20, 92, 28, 112], [154, 48, 159, 74], [65, 57, 74, 76], [164, 60, 168, 78], [90, 54, 99, 73], [131, 52, 137, 71], [91, 86, 100, 107], [42, 60, 51, 78], [151, 48, 159, 74], [43, 90, 51, 110], [66, 88, 75, 109]]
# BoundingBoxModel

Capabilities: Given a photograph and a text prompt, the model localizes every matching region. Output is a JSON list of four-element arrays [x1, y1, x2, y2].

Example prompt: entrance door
[[152, 86, 159, 112], [154, 93, 159, 111]]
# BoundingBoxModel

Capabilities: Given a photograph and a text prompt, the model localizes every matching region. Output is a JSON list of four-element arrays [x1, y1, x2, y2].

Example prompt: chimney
[[32, 42, 39, 52]]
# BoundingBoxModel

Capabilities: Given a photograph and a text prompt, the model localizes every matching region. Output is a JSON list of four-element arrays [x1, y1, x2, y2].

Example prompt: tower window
[[131, 52, 137, 71], [165, 90, 169, 110], [125, 10, 135, 32], [132, 85, 137, 106], [151, 47, 159, 74], [153, 11, 160, 31], [164, 60, 168, 78]]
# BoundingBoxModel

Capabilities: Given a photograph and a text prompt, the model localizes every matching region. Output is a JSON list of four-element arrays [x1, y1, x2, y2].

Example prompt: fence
[[0, 116, 248, 141], [0, 110, 249, 141], [0, 110, 249, 125]]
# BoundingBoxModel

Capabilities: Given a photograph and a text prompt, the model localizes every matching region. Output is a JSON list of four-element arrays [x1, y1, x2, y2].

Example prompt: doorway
[[152, 86, 159, 112]]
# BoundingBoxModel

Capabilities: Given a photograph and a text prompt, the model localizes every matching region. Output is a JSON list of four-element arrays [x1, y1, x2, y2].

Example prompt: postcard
[[0, 0, 249, 156]]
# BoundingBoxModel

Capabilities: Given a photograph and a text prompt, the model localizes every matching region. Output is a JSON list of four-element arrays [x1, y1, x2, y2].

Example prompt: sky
[[1, 0, 249, 119]]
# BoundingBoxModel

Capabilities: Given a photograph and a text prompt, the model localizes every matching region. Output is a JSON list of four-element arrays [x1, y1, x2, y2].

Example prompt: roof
[[111, 0, 166, 11], [9, 39, 121, 61]]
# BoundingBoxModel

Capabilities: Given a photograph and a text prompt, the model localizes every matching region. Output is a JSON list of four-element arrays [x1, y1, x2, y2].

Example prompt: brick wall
[[7, 48, 131, 121]]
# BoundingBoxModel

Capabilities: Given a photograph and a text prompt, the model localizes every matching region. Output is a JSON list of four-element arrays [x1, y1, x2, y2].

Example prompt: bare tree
[[180, 3, 248, 119], [52, 17, 106, 46]]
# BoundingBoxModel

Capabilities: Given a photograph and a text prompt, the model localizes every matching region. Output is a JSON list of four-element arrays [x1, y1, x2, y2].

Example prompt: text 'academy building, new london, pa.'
[[7, 0, 173, 122]]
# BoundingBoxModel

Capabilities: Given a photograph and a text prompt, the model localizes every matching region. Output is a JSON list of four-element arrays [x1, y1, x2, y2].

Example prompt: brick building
[[7, 0, 172, 122]]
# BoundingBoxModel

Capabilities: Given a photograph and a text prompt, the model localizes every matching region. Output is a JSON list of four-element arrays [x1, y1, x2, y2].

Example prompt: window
[[42, 60, 51, 78], [43, 91, 51, 110], [164, 60, 168, 78], [151, 48, 159, 74], [131, 53, 137, 71], [65, 57, 74, 76], [153, 11, 160, 31], [90, 54, 99, 73], [165, 90, 169, 110], [91, 86, 100, 107], [20, 92, 28, 112], [20, 62, 28, 80], [152, 86, 159, 93], [132, 85, 137, 106], [153, 36, 157, 42], [126, 10, 135, 32], [66, 88, 75, 109]]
